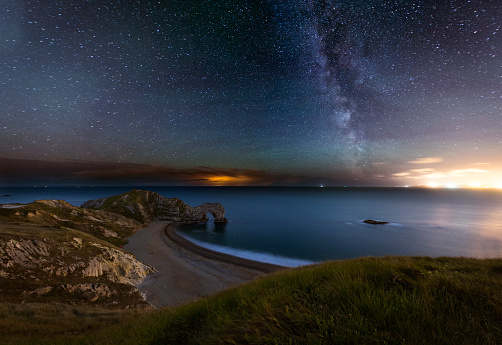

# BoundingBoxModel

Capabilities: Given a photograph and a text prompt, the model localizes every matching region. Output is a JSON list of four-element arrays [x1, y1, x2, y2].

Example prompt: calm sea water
[[2, 186, 502, 266]]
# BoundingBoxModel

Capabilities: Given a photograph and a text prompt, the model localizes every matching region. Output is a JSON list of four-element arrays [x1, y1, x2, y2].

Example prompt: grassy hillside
[[0, 200, 141, 246], [6, 256, 502, 344]]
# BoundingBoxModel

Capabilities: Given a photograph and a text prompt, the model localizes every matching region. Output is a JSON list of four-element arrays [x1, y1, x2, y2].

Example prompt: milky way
[[1, 1, 501, 186]]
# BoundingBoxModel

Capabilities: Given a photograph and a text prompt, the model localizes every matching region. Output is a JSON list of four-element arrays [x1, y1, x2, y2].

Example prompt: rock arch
[[198, 202, 228, 223]]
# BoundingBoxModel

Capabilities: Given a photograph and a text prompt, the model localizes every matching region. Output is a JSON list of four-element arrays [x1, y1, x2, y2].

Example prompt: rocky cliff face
[[0, 197, 155, 307], [0, 189, 228, 308], [0, 226, 154, 307], [81, 189, 228, 224]]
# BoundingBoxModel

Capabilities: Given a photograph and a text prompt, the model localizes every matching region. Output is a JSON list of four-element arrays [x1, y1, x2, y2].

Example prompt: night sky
[[1, 0, 501, 187]]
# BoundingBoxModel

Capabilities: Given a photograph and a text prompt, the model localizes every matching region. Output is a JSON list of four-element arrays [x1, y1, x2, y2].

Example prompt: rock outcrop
[[363, 219, 389, 225], [195, 202, 227, 223], [0, 236, 154, 284], [0, 229, 154, 307], [0, 189, 228, 307], [81, 189, 228, 223]]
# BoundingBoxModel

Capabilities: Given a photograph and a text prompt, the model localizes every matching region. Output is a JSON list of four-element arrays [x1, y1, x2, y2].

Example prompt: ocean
[[2, 186, 502, 266]]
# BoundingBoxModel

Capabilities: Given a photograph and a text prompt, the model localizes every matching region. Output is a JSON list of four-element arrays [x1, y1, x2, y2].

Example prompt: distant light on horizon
[[422, 184, 501, 190], [206, 175, 254, 186]]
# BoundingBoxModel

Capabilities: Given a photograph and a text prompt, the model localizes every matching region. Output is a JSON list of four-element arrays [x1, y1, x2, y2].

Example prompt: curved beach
[[124, 222, 284, 308]]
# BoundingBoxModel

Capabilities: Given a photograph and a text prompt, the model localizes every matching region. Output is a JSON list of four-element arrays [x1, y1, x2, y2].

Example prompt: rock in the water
[[363, 219, 388, 225], [81, 189, 227, 224]]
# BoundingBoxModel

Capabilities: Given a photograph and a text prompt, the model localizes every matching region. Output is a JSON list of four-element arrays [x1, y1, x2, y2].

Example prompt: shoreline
[[166, 223, 285, 274], [124, 221, 285, 308]]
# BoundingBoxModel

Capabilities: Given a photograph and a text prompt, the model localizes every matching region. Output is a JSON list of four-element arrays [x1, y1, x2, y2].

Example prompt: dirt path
[[124, 222, 284, 308]]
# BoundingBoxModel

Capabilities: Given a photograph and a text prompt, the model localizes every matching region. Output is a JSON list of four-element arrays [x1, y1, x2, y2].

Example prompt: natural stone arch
[[198, 202, 227, 223]]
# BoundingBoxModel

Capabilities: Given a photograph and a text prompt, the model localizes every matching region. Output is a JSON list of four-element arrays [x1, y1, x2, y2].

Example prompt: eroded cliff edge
[[81, 189, 228, 223], [0, 189, 227, 308]]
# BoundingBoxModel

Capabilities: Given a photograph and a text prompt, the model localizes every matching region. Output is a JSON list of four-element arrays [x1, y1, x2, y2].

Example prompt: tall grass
[[6, 256, 502, 344], [0, 303, 144, 344]]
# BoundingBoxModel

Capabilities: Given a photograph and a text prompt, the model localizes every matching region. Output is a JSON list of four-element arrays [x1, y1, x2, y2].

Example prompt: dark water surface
[[2, 186, 502, 266]]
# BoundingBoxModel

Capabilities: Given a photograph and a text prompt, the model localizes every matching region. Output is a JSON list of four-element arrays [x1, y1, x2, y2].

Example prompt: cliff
[[0, 224, 154, 308], [0, 197, 153, 307], [81, 189, 228, 224], [0, 189, 228, 308]]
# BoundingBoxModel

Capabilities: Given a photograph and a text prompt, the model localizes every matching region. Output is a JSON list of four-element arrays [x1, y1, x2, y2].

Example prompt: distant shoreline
[[165, 223, 285, 274]]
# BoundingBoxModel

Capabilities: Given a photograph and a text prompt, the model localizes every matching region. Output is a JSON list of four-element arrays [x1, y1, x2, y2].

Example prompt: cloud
[[392, 172, 410, 177], [74, 164, 297, 186], [447, 168, 489, 177], [0, 157, 303, 186], [409, 168, 435, 173], [391, 164, 491, 182], [422, 172, 448, 179], [408, 157, 443, 164]]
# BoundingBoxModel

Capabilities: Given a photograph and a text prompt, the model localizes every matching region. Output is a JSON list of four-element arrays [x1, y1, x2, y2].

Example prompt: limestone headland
[[0, 189, 232, 308], [81, 189, 228, 224]]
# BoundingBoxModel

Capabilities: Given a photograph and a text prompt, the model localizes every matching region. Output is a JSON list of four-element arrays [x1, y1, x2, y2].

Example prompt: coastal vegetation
[[0, 199, 141, 246], [3, 256, 502, 344], [2, 190, 501, 343]]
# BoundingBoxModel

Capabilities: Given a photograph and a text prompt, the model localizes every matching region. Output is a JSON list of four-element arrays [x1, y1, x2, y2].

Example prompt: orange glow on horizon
[[206, 175, 254, 186]]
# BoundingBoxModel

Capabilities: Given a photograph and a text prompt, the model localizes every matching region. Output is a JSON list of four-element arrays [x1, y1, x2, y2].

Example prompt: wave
[[177, 233, 315, 268]]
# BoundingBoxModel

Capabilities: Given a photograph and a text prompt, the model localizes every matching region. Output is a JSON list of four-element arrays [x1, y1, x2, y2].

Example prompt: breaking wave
[[177, 233, 315, 268]]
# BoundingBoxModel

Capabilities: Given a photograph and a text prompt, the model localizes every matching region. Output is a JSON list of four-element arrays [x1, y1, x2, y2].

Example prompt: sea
[[2, 186, 502, 267]]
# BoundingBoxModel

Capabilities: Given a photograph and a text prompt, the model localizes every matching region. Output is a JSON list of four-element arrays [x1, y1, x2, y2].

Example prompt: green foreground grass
[[5, 256, 502, 344]]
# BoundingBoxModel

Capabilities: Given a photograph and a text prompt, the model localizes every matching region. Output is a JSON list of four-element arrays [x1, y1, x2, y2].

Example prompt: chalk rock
[[83, 242, 156, 285], [82, 189, 228, 224], [0, 236, 155, 286], [195, 202, 228, 223]]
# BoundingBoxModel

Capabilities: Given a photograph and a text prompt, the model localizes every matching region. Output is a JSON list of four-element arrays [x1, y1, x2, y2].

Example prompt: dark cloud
[[0, 157, 305, 186]]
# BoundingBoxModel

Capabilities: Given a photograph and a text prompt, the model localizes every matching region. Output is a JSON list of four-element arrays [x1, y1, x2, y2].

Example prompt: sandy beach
[[124, 222, 284, 308]]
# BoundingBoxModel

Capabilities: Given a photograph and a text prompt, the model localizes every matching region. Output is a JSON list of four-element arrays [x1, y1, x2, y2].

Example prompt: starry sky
[[1, 0, 501, 187]]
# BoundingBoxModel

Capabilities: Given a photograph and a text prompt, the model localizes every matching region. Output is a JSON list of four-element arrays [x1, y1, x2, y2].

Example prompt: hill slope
[[20, 256, 502, 345], [0, 198, 155, 311], [0, 199, 142, 247]]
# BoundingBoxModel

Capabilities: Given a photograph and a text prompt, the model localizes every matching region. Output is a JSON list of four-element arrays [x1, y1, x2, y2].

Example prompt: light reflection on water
[[2, 186, 502, 265], [176, 188, 502, 264]]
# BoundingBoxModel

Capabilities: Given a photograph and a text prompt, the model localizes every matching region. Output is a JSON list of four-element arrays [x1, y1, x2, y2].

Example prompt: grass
[[0, 201, 140, 246], [0, 303, 146, 344], [4, 256, 502, 344]]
